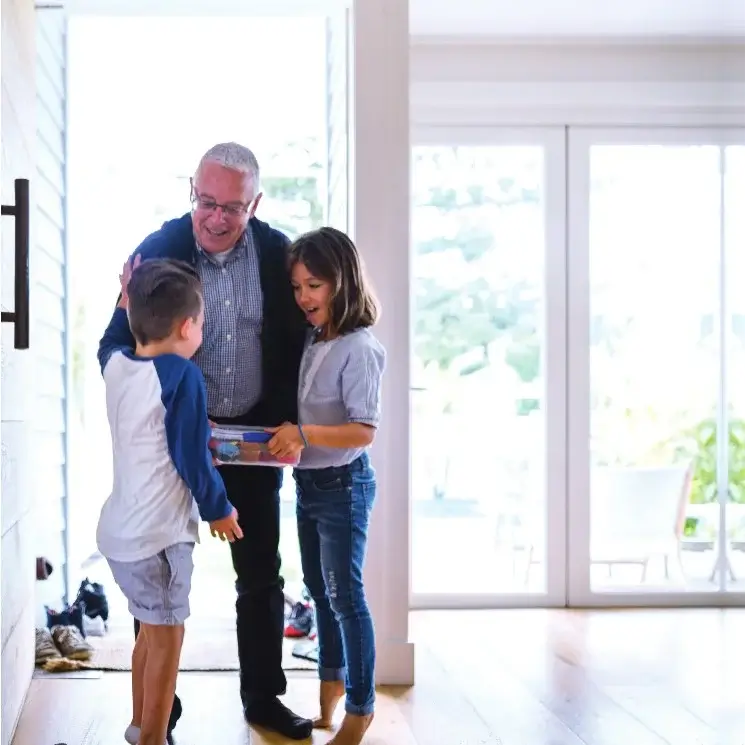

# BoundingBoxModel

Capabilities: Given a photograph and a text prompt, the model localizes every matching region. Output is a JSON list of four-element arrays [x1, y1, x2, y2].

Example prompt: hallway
[[13, 608, 745, 745]]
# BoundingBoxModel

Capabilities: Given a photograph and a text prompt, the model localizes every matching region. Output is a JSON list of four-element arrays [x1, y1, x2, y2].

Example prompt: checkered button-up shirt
[[192, 228, 264, 418]]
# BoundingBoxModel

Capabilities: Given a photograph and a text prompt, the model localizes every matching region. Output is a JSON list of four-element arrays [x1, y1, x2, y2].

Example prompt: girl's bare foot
[[313, 679, 345, 728], [327, 712, 374, 745]]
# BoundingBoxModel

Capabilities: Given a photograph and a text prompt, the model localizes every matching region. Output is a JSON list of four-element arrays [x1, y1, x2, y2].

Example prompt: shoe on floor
[[291, 638, 319, 664], [284, 601, 314, 638], [46, 601, 87, 637], [83, 614, 106, 637], [75, 577, 109, 622], [244, 696, 313, 740], [51, 624, 94, 661], [35, 627, 61, 665], [42, 657, 91, 673]]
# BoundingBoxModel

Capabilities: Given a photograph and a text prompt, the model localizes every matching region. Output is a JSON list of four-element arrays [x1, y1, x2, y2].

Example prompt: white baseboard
[[375, 639, 415, 686]]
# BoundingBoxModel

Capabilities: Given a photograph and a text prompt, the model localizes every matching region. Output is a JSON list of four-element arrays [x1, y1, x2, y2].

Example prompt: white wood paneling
[[33, 5, 69, 615], [2, 4, 68, 743], [1, 0, 37, 739]]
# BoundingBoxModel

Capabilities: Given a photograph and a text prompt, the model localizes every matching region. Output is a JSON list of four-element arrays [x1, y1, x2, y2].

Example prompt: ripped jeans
[[294, 452, 376, 716]]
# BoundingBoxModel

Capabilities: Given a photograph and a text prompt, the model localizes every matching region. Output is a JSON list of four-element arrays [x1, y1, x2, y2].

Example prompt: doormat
[[83, 626, 316, 672]]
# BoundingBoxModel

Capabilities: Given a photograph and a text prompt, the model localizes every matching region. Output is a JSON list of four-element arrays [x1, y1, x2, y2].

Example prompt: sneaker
[[83, 614, 106, 637], [284, 602, 313, 638], [291, 638, 319, 663], [42, 657, 92, 673], [75, 578, 109, 622], [35, 627, 61, 665], [51, 624, 94, 661], [46, 601, 87, 637]]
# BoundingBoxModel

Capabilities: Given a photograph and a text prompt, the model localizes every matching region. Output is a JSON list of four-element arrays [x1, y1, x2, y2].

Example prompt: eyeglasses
[[190, 183, 252, 218]]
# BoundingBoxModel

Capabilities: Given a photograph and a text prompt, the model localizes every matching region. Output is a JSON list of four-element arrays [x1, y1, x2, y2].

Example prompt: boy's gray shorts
[[107, 542, 194, 626]]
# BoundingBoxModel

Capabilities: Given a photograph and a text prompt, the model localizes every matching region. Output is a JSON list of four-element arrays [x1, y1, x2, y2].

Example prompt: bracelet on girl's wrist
[[297, 424, 309, 448]]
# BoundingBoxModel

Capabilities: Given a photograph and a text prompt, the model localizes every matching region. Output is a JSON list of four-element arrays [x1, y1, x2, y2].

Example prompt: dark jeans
[[213, 409, 287, 705], [221, 459, 287, 702], [294, 453, 376, 716]]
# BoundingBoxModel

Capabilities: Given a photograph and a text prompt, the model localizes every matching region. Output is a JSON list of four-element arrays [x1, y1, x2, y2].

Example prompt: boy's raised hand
[[209, 507, 243, 542]]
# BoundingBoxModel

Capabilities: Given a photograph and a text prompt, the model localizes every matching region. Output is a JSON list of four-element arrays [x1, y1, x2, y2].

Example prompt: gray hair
[[196, 142, 260, 188]]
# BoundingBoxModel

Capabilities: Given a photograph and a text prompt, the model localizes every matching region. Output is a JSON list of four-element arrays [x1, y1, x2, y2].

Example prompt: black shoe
[[46, 601, 86, 637], [244, 697, 312, 740], [75, 578, 109, 622], [168, 693, 183, 733]]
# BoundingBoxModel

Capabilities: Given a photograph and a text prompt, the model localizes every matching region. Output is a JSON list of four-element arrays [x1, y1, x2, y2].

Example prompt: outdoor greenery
[[260, 136, 324, 239], [669, 417, 745, 505], [409, 144, 745, 519], [412, 153, 541, 385]]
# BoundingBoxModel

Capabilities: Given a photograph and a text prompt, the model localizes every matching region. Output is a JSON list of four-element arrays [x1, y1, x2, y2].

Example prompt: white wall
[[409, 39, 745, 126], [339, 0, 415, 685], [410, 0, 744, 37]]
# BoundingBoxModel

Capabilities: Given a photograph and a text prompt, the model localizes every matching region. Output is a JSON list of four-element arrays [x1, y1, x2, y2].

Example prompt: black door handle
[[1, 178, 30, 350]]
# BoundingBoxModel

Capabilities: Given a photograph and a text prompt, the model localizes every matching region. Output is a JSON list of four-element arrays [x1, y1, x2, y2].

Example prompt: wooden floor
[[13, 608, 745, 745]]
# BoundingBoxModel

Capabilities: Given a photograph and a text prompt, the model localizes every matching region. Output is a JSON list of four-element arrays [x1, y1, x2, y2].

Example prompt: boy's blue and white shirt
[[96, 307, 232, 563]]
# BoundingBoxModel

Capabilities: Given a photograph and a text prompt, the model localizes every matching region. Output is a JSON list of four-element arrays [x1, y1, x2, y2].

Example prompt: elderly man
[[99, 142, 311, 740]]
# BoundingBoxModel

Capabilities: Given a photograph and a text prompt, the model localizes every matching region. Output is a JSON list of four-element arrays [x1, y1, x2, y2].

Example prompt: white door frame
[[566, 125, 745, 607], [409, 125, 568, 609]]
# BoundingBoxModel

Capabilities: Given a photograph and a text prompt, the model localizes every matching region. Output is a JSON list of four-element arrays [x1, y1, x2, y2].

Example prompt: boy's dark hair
[[288, 227, 379, 335], [126, 258, 203, 344]]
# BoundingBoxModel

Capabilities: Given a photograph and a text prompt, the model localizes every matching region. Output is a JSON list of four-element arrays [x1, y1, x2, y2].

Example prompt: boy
[[96, 257, 243, 745]]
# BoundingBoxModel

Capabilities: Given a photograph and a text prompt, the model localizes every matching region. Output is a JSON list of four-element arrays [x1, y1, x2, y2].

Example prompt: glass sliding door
[[567, 128, 745, 605], [409, 127, 567, 608], [725, 144, 745, 592]]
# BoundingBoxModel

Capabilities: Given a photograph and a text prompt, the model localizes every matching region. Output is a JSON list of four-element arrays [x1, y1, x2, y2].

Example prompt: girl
[[266, 227, 385, 745]]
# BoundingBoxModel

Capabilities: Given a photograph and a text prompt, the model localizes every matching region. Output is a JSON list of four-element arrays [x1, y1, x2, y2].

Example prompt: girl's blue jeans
[[293, 452, 376, 716]]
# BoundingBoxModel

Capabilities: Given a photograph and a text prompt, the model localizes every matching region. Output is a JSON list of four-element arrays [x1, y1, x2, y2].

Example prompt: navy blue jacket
[[98, 213, 308, 425]]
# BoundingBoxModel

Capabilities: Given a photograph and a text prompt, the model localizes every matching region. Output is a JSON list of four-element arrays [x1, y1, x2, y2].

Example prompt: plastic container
[[208, 425, 300, 467]]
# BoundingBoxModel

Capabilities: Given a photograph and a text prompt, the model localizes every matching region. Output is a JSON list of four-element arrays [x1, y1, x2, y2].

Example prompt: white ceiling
[[409, 0, 743, 37], [63, 0, 745, 38]]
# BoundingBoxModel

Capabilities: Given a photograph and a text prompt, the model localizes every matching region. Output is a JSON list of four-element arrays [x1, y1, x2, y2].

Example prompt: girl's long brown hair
[[288, 227, 379, 335]]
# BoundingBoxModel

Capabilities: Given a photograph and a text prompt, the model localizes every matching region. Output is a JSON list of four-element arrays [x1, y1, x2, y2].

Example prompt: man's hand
[[209, 507, 243, 542], [117, 254, 142, 309], [265, 423, 306, 461]]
